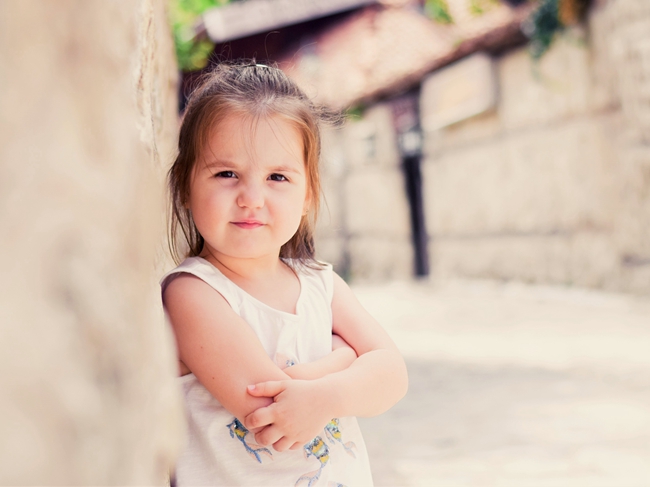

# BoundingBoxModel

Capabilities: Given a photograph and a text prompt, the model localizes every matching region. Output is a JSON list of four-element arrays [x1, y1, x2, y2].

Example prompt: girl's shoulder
[[289, 260, 335, 304], [161, 256, 215, 290], [160, 256, 241, 311]]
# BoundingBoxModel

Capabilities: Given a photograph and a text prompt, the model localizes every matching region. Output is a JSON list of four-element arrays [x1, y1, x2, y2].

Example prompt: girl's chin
[[208, 247, 282, 261]]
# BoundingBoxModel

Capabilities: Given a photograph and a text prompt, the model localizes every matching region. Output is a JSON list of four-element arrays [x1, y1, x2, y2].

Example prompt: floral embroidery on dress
[[227, 418, 273, 463], [325, 419, 357, 458], [274, 352, 297, 369], [295, 436, 330, 487]]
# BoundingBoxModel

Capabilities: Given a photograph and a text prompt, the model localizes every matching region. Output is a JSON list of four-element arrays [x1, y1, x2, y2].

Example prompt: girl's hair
[[168, 61, 328, 267]]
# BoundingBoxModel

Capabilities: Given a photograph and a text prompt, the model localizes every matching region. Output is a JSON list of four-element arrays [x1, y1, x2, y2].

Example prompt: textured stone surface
[[499, 34, 596, 130], [415, 0, 650, 293], [346, 168, 411, 238], [349, 237, 414, 281], [314, 0, 650, 292], [343, 103, 401, 169], [430, 232, 621, 289], [0, 1, 183, 484], [423, 116, 619, 236], [315, 104, 412, 278]]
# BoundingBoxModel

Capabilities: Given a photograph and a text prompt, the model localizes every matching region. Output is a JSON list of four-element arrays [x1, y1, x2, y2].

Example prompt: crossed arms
[[163, 271, 408, 451]]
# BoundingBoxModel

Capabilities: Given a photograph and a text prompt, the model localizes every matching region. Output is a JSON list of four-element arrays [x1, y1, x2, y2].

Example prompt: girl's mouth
[[232, 221, 264, 229]]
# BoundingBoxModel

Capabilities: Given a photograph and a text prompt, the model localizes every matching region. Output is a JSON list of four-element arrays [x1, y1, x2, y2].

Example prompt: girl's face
[[189, 113, 310, 263]]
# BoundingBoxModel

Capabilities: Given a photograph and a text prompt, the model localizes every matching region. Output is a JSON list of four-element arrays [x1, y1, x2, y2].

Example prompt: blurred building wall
[[318, 0, 650, 293], [0, 1, 183, 484], [317, 105, 415, 281]]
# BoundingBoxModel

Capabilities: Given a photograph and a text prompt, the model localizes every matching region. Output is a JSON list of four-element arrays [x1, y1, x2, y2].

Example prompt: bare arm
[[163, 273, 291, 423], [283, 334, 357, 380], [163, 273, 358, 436], [246, 272, 408, 443], [317, 273, 408, 417]]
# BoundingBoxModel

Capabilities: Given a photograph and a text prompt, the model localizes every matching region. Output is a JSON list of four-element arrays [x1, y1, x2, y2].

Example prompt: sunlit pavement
[[354, 279, 650, 487]]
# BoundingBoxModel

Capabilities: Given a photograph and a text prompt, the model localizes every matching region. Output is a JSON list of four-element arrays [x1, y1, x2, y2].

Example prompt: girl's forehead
[[202, 113, 305, 166]]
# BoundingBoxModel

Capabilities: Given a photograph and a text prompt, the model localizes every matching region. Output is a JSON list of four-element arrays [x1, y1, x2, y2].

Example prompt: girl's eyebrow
[[205, 160, 303, 174], [202, 159, 237, 170], [269, 164, 302, 174]]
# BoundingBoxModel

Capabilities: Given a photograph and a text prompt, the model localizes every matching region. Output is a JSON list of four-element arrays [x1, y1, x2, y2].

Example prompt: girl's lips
[[232, 221, 264, 229]]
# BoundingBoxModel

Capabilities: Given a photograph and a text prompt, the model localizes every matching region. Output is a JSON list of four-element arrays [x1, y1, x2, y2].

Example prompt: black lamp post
[[390, 92, 429, 278]]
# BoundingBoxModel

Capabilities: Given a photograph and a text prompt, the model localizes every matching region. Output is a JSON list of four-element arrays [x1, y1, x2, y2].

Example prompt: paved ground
[[353, 279, 650, 487]]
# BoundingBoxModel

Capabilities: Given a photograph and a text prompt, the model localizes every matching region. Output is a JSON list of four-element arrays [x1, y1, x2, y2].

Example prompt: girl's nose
[[236, 180, 264, 209]]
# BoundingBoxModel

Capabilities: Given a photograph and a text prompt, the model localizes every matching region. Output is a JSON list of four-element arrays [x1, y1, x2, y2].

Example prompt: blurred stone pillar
[[591, 0, 650, 291], [0, 1, 183, 484]]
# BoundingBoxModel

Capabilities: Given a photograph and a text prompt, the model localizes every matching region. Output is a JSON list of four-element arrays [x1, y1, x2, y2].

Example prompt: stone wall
[[317, 104, 414, 281], [421, 0, 650, 293], [0, 1, 183, 484], [319, 0, 650, 293]]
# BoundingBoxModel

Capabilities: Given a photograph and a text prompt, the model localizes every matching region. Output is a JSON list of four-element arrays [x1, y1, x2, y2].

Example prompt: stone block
[[0, 1, 182, 484], [314, 236, 347, 272], [499, 38, 594, 130], [423, 110, 503, 157], [342, 102, 400, 169], [349, 237, 414, 282], [345, 167, 411, 238], [315, 184, 345, 238], [614, 146, 650, 259], [317, 128, 347, 239], [587, 5, 621, 113], [423, 117, 619, 237], [431, 235, 571, 284], [420, 52, 498, 132], [430, 231, 620, 289]]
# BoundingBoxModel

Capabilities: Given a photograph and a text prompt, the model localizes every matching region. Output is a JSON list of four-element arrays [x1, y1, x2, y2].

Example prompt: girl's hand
[[244, 379, 334, 452]]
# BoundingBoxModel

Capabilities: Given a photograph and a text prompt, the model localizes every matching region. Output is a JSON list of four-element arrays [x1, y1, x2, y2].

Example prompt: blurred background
[[1, 0, 649, 485]]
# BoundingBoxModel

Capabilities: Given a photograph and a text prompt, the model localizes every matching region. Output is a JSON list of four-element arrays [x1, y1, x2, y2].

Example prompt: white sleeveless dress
[[161, 256, 373, 487]]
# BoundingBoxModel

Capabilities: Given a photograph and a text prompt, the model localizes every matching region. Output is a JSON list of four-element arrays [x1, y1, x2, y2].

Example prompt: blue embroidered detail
[[324, 419, 357, 458], [227, 418, 273, 463], [295, 436, 329, 487]]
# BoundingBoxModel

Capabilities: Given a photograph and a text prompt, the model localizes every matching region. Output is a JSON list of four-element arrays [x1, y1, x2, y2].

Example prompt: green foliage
[[468, 0, 500, 16], [346, 104, 366, 120], [169, 0, 230, 71], [424, 0, 454, 24], [523, 0, 562, 60]]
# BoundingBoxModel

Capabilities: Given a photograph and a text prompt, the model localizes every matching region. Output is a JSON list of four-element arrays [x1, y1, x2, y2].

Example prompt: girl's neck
[[199, 249, 285, 283], [199, 248, 301, 315]]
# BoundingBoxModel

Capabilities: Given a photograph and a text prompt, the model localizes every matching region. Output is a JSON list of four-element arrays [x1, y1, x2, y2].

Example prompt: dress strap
[[160, 257, 242, 313]]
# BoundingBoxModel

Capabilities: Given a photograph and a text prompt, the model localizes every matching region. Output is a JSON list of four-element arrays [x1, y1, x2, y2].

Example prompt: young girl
[[161, 63, 408, 486]]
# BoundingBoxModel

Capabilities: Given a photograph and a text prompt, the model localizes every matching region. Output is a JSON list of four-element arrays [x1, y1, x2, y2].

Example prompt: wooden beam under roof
[[202, 0, 376, 43]]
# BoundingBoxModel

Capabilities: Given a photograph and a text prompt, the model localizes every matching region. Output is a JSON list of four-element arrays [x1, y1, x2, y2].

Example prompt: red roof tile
[[279, 1, 533, 109]]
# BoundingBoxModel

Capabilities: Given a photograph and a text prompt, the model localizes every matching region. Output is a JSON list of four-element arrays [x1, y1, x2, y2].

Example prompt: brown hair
[[168, 62, 328, 267]]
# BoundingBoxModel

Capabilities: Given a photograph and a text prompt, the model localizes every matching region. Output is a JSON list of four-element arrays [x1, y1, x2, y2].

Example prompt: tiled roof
[[202, 0, 376, 43], [279, 1, 533, 109]]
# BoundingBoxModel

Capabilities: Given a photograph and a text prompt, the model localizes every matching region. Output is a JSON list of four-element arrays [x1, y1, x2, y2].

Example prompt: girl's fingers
[[254, 425, 283, 447], [272, 436, 294, 452], [247, 381, 286, 397], [244, 405, 275, 430], [289, 442, 303, 451]]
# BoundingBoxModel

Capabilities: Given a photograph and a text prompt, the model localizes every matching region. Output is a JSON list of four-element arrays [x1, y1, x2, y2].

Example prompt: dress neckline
[[194, 256, 304, 318]]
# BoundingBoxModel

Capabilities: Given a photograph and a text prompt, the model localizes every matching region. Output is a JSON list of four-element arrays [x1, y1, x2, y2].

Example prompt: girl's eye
[[269, 173, 288, 182], [215, 171, 236, 178]]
